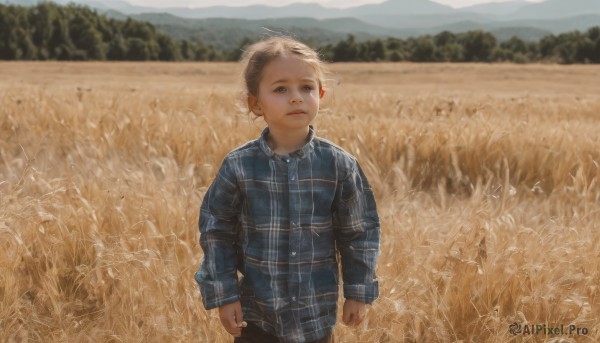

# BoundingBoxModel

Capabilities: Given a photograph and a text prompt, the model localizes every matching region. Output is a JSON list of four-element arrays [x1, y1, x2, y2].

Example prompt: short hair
[[241, 37, 327, 99]]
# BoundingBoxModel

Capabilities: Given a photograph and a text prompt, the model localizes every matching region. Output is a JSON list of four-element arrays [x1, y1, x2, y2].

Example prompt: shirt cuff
[[195, 272, 240, 310], [343, 281, 379, 304]]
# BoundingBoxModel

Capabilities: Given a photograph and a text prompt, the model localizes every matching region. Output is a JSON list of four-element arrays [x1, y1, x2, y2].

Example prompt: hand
[[342, 299, 366, 326], [218, 301, 247, 337]]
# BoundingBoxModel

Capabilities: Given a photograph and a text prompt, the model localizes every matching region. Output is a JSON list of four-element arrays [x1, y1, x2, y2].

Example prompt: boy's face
[[249, 56, 323, 133]]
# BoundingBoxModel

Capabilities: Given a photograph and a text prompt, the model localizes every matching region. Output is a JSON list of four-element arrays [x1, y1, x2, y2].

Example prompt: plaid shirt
[[195, 126, 380, 343]]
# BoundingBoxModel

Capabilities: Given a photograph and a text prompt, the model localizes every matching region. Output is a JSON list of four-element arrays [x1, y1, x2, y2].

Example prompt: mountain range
[[5, 0, 600, 50]]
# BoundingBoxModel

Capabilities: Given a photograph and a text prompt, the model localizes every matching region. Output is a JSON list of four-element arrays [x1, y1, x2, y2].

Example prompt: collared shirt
[[195, 126, 380, 343]]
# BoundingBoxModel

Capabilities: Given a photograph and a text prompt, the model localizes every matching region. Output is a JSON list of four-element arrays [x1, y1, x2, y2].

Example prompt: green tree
[[367, 40, 385, 61], [227, 37, 252, 61], [332, 35, 358, 62], [194, 41, 211, 61], [409, 37, 436, 62], [460, 31, 497, 62], [29, 3, 60, 59], [157, 33, 180, 61], [126, 37, 149, 60], [500, 36, 527, 54], [539, 34, 557, 60], [586, 26, 600, 63], [434, 31, 456, 47], [69, 13, 105, 60], [555, 32, 583, 64], [491, 47, 513, 62], [0, 6, 19, 59], [123, 18, 154, 41], [575, 38, 595, 63], [48, 15, 74, 59], [386, 38, 406, 62], [107, 33, 127, 60], [437, 43, 463, 62], [180, 39, 193, 60]]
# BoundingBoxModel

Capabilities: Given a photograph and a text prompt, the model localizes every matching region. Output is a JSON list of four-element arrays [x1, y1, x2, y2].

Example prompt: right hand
[[218, 301, 247, 337]]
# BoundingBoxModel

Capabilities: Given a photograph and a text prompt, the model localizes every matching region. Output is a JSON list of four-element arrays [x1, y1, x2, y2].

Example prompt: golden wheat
[[1, 62, 599, 342]]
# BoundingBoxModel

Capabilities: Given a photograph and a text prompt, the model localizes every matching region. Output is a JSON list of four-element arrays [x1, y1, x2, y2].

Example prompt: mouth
[[287, 110, 306, 115]]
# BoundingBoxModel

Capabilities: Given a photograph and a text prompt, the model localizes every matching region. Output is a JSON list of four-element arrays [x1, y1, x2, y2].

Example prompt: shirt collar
[[259, 125, 315, 160]]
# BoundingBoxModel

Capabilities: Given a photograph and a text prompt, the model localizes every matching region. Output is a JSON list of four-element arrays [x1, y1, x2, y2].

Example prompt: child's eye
[[302, 85, 314, 91], [274, 86, 286, 93]]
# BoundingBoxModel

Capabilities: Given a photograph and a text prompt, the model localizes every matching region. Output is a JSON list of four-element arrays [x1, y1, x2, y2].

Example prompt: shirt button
[[290, 176, 295, 181], [291, 251, 296, 256], [291, 297, 296, 302]]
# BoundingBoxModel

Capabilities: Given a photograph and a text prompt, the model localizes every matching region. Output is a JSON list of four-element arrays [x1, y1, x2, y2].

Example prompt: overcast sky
[[127, 0, 545, 9]]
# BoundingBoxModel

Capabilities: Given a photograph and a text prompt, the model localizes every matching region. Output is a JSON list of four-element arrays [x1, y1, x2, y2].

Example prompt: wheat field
[[1, 62, 599, 342]]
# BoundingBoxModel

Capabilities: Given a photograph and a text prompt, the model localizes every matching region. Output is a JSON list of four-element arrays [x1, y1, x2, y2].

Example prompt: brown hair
[[241, 37, 328, 101]]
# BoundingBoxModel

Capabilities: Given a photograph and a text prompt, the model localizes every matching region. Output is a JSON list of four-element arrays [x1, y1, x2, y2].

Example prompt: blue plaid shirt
[[195, 126, 380, 343]]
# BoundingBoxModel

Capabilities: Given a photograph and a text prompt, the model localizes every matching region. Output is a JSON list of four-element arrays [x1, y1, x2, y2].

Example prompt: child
[[195, 37, 380, 343]]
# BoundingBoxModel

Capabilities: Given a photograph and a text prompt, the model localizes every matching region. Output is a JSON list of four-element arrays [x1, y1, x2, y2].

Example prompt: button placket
[[288, 158, 297, 182], [287, 156, 300, 307]]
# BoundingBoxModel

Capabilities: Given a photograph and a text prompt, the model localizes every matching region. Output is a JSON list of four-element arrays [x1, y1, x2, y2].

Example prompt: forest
[[1, 2, 599, 63]]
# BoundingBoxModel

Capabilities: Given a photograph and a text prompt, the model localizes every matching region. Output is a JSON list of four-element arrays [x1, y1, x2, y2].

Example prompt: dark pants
[[233, 322, 334, 343]]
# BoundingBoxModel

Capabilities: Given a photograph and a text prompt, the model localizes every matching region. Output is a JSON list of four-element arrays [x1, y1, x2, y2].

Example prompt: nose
[[289, 91, 303, 104]]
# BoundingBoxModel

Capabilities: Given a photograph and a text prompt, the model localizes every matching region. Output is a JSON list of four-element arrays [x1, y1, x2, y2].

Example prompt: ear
[[247, 94, 263, 116], [319, 87, 326, 99]]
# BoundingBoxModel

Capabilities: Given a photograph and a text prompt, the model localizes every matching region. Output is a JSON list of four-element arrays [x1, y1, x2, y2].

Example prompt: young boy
[[195, 37, 380, 343]]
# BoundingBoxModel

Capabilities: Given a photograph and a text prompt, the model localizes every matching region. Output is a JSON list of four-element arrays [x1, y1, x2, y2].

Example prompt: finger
[[223, 314, 239, 333], [225, 316, 242, 336], [354, 312, 364, 325], [350, 313, 359, 326], [222, 318, 242, 336], [234, 303, 246, 328], [355, 306, 366, 325], [343, 312, 354, 325]]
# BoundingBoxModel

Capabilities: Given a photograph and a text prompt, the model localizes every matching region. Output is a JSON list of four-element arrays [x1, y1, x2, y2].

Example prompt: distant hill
[[341, 0, 454, 17], [489, 26, 553, 41], [508, 0, 600, 19], [458, 1, 531, 16], [151, 3, 333, 20], [5, 0, 600, 46], [5, 0, 154, 13], [111, 14, 389, 51], [358, 12, 495, 30], [109, 12, 599, 49], [420, 20, 553, 41], [419, 14, 600, 35], [89, 0, 456, 20], [9, 0, 600, 20], [4, 0, 38, 5]]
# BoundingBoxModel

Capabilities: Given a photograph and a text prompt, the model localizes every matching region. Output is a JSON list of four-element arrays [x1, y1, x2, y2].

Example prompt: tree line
[[0, 3, 223, 61], [1, 2, 599, 64], [321, 29, 600, 64]]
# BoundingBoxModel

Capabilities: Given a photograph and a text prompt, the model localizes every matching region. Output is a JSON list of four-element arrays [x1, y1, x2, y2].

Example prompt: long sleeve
[[332, 160, 380, 304], [194, 157, 242, 310]]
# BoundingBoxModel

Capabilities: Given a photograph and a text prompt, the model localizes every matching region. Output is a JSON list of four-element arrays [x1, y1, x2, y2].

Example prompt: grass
[[1, 62, 599, 342]]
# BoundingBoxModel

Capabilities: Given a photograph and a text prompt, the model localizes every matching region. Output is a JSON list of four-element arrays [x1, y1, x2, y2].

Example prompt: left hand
[[342, 299, 366, 326]]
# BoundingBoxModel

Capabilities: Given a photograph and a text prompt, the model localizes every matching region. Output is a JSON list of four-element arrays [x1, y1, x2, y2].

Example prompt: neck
[[267, 126, 310, 156]]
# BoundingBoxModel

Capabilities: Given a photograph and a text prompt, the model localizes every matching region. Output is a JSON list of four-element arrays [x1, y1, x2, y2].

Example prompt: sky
[[126, 0, 546, 9]]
